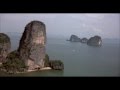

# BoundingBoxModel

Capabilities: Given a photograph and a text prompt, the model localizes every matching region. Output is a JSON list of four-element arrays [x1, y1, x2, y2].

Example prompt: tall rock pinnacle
[[18, 21, 46, 70]]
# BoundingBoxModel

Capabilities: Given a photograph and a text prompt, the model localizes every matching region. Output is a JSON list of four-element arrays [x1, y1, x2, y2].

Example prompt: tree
[[2, 50, 26, 73], [44, 54, 50, 67]]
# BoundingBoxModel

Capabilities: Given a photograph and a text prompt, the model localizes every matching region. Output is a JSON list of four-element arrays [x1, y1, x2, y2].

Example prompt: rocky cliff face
[[0, 33, 11, 63], [17, 21, 46, 70], [87, 36, 102, 46], [69, 35, 81, 42], [81, 38, 88, 43]]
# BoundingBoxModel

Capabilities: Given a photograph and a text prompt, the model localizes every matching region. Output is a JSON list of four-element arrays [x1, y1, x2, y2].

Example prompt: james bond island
[[0, 21, 64, 74]]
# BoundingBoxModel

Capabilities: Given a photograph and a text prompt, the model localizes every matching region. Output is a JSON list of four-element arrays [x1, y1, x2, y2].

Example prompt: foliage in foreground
[[49, 60, 64, 70], [1, 50, 26, 73]]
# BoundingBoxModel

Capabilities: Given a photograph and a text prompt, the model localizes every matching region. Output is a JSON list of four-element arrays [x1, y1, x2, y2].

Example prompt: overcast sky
[[0, 13, 120, 39]]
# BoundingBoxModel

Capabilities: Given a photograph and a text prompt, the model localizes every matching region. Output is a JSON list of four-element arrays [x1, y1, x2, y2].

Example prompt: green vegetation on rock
[[0, 33, 10, 43], [44, 54, 64, 70], [49, 60, 64, 70], [44, 54, 50, 67], [1, 50, 26, 73]]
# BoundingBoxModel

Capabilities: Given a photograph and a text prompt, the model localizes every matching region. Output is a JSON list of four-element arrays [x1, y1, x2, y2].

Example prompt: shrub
[[2, 50, 26, 73], [49, 60, 64, 70], [44, 54, 50, 67]]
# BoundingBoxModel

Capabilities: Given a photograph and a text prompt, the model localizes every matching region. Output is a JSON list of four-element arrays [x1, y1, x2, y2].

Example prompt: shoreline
[[27, 67, 52, 72], [16, 67, 52, 74], [17, 67, 52, 74], [0, 67, 52, 74]]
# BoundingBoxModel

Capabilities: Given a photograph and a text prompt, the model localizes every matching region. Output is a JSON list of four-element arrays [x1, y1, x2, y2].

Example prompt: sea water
[[0, 35, 120, 77]]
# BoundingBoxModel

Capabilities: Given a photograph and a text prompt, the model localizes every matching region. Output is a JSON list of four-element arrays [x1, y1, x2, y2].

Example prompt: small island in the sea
[[0, 21, 64, 74], [87, 36, 102, 46], [67, 35, 81, 42], [67, 34, 102, 46]]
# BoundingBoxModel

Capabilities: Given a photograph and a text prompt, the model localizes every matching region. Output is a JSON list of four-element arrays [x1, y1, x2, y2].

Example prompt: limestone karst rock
[[81, 38, 88, 43], [17, 21, 46, 70], [87, 35, 102, 46], [69, 35, 81, 42], [0, 33, 11, 63], [49, 60, 64, 70]]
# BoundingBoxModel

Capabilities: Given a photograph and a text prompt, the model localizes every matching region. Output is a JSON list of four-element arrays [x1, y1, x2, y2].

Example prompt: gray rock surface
[[17, 21, 46, 70], [87, 36, 102, 46], [0, 33, 11, 63], [69, 35, 81, 42], [81, 38, 88, 43]]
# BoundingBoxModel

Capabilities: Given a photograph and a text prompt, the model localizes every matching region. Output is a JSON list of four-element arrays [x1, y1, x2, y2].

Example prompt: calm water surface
[[0, 35, 120, 76]]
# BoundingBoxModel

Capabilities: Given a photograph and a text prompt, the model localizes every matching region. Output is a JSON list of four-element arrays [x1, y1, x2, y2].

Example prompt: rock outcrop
[[49, 60, 64, 70], [0, 21, 64, 74], [44, 54, 64, 70], [17, 21, 46, 70], [81, 38, 88, 43], [87, 36, 102, 46], [0, 33, 11, 63], [69, 35, 81, 42]]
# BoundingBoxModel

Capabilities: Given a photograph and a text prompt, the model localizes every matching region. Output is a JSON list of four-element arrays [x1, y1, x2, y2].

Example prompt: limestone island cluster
[[67, 35, 102, 46], [0, 21, 64, 74]]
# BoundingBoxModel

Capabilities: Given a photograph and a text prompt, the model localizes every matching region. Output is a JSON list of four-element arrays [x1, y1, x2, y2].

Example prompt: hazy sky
[[0, 13, 120, 39]]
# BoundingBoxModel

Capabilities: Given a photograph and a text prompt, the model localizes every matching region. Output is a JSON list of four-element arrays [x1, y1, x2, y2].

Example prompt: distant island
[[68, 35, 81, 42], [67, 34, 102, 46], [0, 21, 64, 74], [87, 36, 102, 46]]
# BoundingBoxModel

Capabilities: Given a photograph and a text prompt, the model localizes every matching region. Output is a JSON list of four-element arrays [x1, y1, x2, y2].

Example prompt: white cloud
[[84, 14, 105, 19]]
